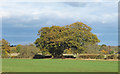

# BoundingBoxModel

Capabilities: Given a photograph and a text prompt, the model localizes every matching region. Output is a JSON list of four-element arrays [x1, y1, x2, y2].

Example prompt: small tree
[[16, 44, 22, 53], [1, 39, 10, 58], [18, 44, 39, 58], [83, 44, 100, 54]]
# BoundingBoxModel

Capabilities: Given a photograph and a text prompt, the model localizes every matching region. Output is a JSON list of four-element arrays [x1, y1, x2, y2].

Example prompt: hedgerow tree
[[0, 39, 10, 58], [34, 22, 100, 58], [2, 39, 10, 53]]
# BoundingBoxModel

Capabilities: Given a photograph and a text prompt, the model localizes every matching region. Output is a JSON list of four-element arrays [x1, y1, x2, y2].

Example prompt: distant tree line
[[0, 39, 118, 59], [0, 39, 39, 58]]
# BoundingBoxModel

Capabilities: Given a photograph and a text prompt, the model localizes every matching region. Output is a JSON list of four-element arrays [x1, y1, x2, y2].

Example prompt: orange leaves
[[101, 50, 108, 54]]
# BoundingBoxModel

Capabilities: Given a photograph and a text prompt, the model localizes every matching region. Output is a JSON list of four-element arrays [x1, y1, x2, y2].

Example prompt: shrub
[[96, 55, 104, 59], [78, 54, 100, 59]]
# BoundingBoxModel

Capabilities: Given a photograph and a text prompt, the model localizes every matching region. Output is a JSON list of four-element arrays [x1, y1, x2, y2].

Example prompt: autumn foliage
[[34, 22, 100, 58]]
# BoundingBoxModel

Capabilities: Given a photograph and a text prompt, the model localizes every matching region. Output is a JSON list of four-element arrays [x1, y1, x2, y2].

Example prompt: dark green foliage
[[101, 44, 107, 47], [109, 51, 114, 54]]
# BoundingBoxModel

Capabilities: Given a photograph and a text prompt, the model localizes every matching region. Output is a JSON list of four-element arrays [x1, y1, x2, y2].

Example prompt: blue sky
[[0, 1, 118, 46]]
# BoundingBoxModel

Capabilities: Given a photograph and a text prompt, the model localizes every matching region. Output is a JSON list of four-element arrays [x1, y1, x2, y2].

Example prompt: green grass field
[[2, 59, 118, 72]]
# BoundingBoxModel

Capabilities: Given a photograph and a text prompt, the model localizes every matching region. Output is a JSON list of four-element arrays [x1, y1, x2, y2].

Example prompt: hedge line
[[5, 54, 120, 59], [78, 54, 119, 59]]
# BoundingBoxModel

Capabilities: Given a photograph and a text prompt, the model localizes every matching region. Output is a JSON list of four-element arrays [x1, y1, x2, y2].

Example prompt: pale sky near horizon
[[0, 0, 118, 46]]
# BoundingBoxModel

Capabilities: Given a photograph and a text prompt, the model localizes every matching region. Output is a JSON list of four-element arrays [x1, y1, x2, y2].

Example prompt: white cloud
[[98, 13, 117, 24], [0, 11, 11, 18], [1, 2, 117, 23], [1, 2, 118, 29]]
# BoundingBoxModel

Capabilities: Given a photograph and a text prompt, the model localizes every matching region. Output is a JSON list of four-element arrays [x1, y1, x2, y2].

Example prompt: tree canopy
[[1, 39, 10, 53], [34, 22, 100, 58], [0, 39, 10, 58]]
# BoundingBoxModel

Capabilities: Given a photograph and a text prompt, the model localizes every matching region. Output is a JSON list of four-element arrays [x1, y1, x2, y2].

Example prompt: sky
[[0, 0, 118, 46]]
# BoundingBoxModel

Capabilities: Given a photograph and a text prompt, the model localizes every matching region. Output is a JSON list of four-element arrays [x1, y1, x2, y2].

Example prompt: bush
[[107, 55, 118, 59]]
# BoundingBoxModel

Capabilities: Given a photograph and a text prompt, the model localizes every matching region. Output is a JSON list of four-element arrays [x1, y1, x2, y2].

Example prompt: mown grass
[[2, 59, 118, 72]]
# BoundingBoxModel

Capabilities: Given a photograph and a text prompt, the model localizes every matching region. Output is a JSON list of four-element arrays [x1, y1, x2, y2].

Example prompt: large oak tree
[[34, 22, 100, 58]]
